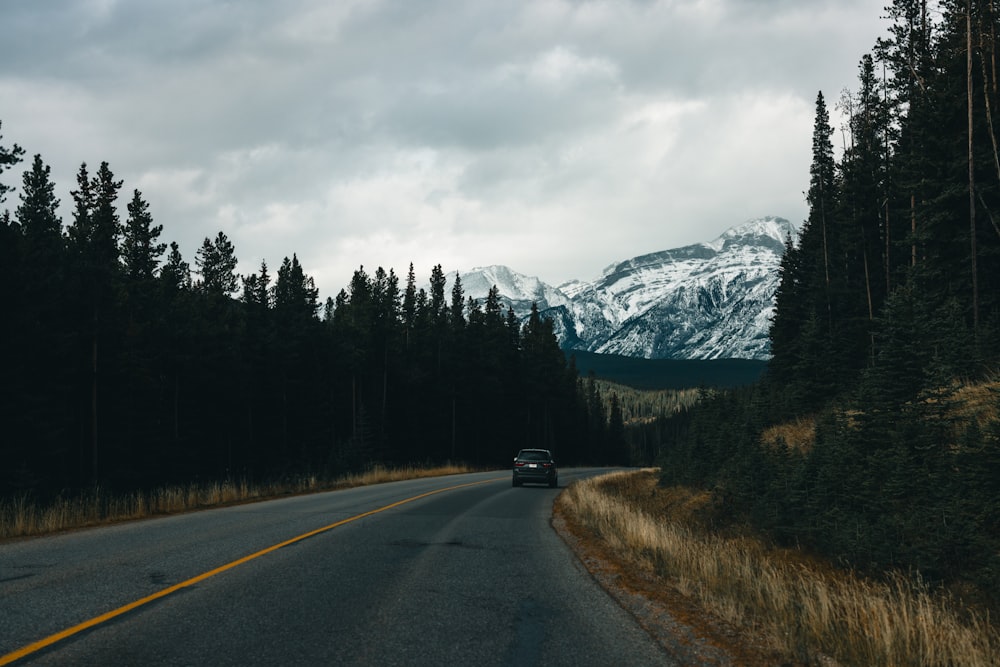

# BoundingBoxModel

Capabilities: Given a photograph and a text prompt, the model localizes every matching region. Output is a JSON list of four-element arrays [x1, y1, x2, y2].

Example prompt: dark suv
[[512, 448, 558, 488]]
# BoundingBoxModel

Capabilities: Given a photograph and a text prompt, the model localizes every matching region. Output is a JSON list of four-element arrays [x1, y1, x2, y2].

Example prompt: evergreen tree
[[90, 162, 124, 273], [242, 260, 271, 310], [0, 121, 25, 205], [7, 154, 70, 488], [274, 254, 319, 323], [160, 241, 192, 293], [449, 272, 466, 331], [64, 161, 124, 485], [402, 262, 417, 340], [121, 189, 165, 283], [429, 263, 447, 322], [195, 231, 239, 296], [837, 55, 892, 368], [767, 234, 804, 392], [806, 91, 838, 342], [608, 392, 626, 464], [16, 155, 63, 282]]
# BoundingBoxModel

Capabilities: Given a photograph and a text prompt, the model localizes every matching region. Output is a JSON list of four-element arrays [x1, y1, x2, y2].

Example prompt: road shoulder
[[552, 497, 792, 667]]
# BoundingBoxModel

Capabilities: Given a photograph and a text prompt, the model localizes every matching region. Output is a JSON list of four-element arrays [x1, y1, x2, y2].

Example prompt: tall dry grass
[[558, 470, 999, 667], [0, 463, 473, 540]]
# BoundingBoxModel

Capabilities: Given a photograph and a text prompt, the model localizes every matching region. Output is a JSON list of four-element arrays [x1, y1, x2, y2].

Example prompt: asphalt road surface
[[1, 469, 675, 665]]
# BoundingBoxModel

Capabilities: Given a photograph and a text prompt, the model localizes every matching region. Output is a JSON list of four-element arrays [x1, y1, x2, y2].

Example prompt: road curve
[[1, 469, 674, 665]]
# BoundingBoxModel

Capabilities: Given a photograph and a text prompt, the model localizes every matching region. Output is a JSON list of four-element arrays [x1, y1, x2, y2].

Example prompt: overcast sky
[[1, 0, 888, 297]]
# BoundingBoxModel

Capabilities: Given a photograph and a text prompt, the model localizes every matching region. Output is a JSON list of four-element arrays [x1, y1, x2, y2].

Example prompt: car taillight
[[542, 463, 552, 468], [514, 462, 526, 467]]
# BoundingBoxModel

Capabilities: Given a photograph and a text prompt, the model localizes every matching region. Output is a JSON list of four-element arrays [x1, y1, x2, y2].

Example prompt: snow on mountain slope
[[450, 216, 794, 360], [447, 264, 571, 313]]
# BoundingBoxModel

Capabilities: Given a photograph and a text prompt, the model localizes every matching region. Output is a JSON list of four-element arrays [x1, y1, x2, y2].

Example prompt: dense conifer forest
[[653, 0, 1000, 609], [0, 125, 629, 498]]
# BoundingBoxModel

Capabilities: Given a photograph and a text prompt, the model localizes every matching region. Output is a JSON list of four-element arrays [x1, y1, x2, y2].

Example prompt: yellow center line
[[1, 476, 503, 666]]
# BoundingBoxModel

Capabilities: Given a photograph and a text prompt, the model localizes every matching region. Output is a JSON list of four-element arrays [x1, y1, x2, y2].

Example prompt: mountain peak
[[447, 265, 570, 311], [704, 216, 795, 252], [451, 216, 789, 360]]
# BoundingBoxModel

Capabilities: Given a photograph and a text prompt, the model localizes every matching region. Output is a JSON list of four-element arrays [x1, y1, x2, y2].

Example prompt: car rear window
[[518, 450, 550, 461]]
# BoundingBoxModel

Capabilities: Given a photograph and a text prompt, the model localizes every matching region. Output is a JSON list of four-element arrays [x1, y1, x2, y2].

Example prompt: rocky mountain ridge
[[447, 216, 794, 360]]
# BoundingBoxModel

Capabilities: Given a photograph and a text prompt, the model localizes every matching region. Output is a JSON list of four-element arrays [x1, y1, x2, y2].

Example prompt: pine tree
[[16, 155, 63, 282], [767, 233, 804, 391], [91, 162, 123, 272], [160, 242, 191, 293], [807, 91, 838, 337], [65, 161, 124, 485], [195, 231, 239, 296], [242, 260, 271, 310], [449, 272, 466, 331], [838, 55, 892, 367], [274, 254, 318, 322], [0, 121, 25, 205], [121, 189, 165, 284], [9, 154, 69, 488], [608, 392, 627, 464], [429, 263, 447, 322], [402, 262, 417, 341]]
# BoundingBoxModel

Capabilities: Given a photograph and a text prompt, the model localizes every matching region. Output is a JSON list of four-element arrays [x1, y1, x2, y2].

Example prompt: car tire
[[548, 478, 557, 488], [512, 478, 520, 487]]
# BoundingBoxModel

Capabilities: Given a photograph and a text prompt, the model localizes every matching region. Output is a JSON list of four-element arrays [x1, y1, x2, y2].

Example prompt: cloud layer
[[1, 0, 887, 295]]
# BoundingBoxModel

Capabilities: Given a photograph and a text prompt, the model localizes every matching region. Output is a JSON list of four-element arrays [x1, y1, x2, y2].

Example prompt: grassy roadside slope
[[0, 464, 474, 540], [555, 470, 999, 667]]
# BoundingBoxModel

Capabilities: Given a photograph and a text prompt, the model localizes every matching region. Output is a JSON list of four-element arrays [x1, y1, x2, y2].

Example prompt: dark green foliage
[[0, 120, 25, 204], [0, 121, 615, 496], [195, 231, 239, 296], [570, 351, 766, 389], [121, 189, 165, 284], [654, 2, 1000, 608]]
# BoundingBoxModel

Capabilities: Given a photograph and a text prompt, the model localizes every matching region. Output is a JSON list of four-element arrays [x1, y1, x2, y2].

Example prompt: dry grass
[[946, 379, 999, 427], [558, 470, 999, 667], [760, 378, 999, 456], [760, 416, 817, 453], [0, 463, 473, 540]]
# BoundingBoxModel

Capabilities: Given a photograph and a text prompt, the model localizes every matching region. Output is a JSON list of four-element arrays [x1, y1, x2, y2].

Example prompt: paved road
[[1, 469, 674, 665]]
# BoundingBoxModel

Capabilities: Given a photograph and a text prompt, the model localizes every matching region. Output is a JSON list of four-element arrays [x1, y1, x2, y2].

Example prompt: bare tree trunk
[[91, 313, 99, 484], [979, 9, 1000, 194], [885, 199, 891, 293], [174, 373, 180, 443], [282, 370, 288, 458], [863, 247, 875, 364], [969, 0, 980, 337], [381, 346, 388, 429], [884, 61, 892, 295], [991, 0, 998, 94], [821, 196, 833, 337], [978, 6, 1000, 240]]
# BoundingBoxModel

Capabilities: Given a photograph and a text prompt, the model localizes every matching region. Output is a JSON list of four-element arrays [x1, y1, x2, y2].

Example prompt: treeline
[[655, 0, 1000, 607], [570, 350, 767, 390], [0, 127, 622, 497]]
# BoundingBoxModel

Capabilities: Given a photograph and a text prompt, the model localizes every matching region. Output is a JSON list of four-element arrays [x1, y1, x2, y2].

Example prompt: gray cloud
[[1, 0, 886, 295]]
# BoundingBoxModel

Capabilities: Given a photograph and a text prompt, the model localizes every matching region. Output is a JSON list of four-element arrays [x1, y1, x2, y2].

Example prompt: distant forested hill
[[568, 351, 766, 390]]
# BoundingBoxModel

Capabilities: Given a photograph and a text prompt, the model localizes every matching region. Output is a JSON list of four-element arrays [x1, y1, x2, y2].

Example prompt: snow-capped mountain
[[449, 216, 794, 360], [452, 265, 571, 313]]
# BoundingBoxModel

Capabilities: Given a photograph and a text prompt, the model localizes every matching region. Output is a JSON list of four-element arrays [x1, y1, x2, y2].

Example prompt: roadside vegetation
[[600, 4, 1000, 663], [2, 117, 630, 501], [0, 463, 472, 540], [558, 470, 999, 667]]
